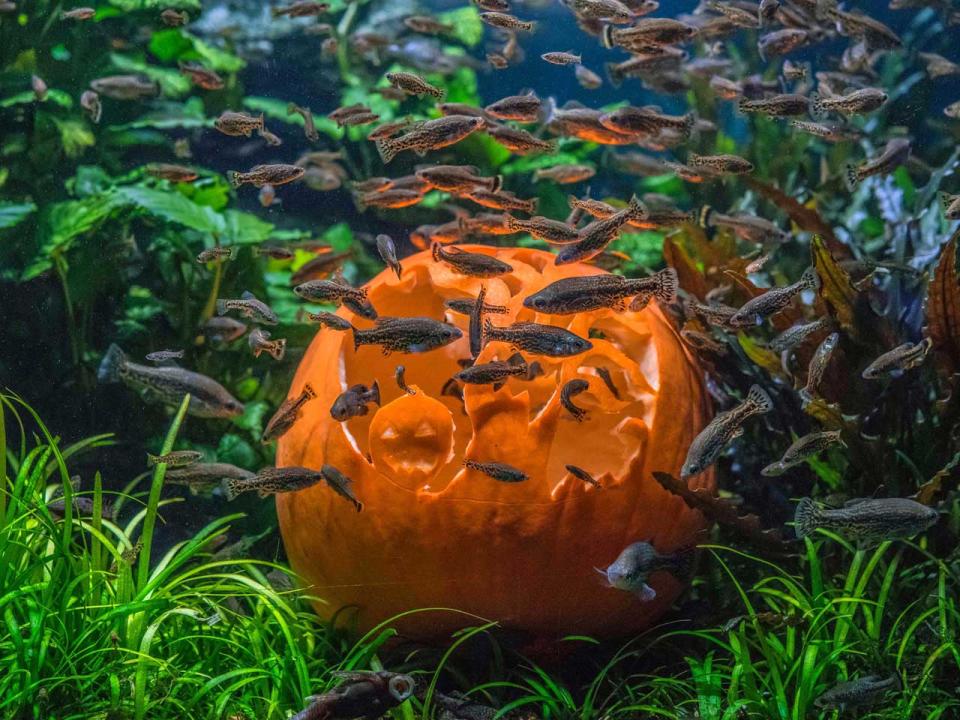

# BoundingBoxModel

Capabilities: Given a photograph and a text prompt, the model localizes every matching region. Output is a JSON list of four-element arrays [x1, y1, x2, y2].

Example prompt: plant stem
[[200, 253, 223, 323], [0, 393, 6, 526]]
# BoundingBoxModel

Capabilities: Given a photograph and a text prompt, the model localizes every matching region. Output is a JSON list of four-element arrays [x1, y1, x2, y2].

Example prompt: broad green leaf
[[616, 231, 664, 268], [216, 433, 257, 468], [115, 186, 225, 234], [0, 202, 37, 230], [323, 222, 353, 251], [51, 117, 95, 158], [233, 401, 270, 435], [186, 33, 246, 73], [110, 53, 191, 97], [0, 89, 73, 109], [180, 176, 231, 211], [149, 29, 245, 73], [439, 6, 483, 47], [223, 210, 274, 244], [110, 97, 210, 130]]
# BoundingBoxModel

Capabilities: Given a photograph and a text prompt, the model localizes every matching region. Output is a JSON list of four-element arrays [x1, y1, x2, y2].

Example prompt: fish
[[357, 188, 422, 209], [248, 328, 287, 361], [455, 352, 528, 387], [560, 378, 589, 421], [90, 75, 158, 100], [687, 153, 754, 175], [602, 19, 697, 48], [97, 344, 244, 418], [487, 53, 509, 69], [815, 675, 901, 712], [801, 331, 840, 402], [812, 88, 888, 117], [861, 338, 932, 379], [523, 267, 677, 314], [262, 385, 317, 443], [375, 115, 486, 163], [504, 214, 580, 244], [290, 250, 354, 284], [330, 381, 381, 421], [820, 2, 901, 50], [61, 7, 95, 20], [595, 366, 620, 399], [386, 71, 444, 98], [258, 126, 283, 146], [485, 124, 556, 154], [287, 102, 319, 141], [224, 466, 326, 500], [569, 0, 634, 23], [534, 164, 596, 184], [575, 64, 604, 89], [478, 11, 534, 31], [794, 497, 938, 544], [147, 163, 198, 182], [394, 366, 416, 396], [328, 103, 370, 124], [258, 185, 277, 207], [165, 462, 255, 493], [757, 28, 813, 58], [728, 267, 819, 327], [319, 465, 363, 511], [483, 319, 592, 357], [80, 90, 101, 123], [415, 165, 501, 194], [444, 296, 509, 316], [367, 118, 412, 142], [706, 0, 758, 27], [474, 0, 510, 10], [555, 195, 648, 264], [919, 52, 960, 79], [161, 8, 189, 26], [431, 243, 514, 277], [737, 93, 810, 117], [376, 234, 402, 279], [216, 291, 279, 325], [178, 62, 224, 90], [296, 672, 414, 720], [464, 188, 537, 213], [709, 76, 742, 99], [145, 349, 184, 363], [789, 120, 863, 143], [404, 15, 454, 35], [699, 207, 790, 243], [945, 100, 960, 119], [229, 164, 305, 188], [542, 51, 582, 65], [272, 1, 329, 17], [214, 112, 265, 139], [681, 385, 773, 477], [147, 450, 202, 467], [846, 137, 911, 188], [353, 317, 463, 354], [484, 93, 542, 122], [781, 59, 809, 81], [940, 191, 960, 220], [761, 430, 844, 476], [202, 317, 248, 343], [463, 459, 529, 482], [306, 311, 354, 330], [196, 246, 238, 263], [294, 279, 377, 319], [602, 542, 693, 601], [438, 102, 488, 118], [599, 106, 695, 137], [768, 317, 833, 354], [47, 495, 113, 520], [566, 464, 600, 488]]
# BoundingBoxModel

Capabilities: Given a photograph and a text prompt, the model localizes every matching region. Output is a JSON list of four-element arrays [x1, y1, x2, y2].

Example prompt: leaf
[[51, 118, 95, 158], [115, 186, 225, 234], [743, 177, 844, 255], [0, 89, 73, 109], [223, 210, 274, 244], [912, 451, 960, 505], [0, 202, 37, 230], [737, 333, 784, 378], [811, 234, 858, 334], [110, 97, 210, 130], [616, 231, 664, 269], [110, 53, 191, 97], [927, 232, 960, 372], [439, 6, 483, 46], [216, 433, 257, 469], [652, 471, 790, 552], [663, 237, 708, 299]]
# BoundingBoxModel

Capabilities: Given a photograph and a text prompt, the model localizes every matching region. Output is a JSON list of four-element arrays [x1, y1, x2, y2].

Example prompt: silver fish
[[681, 385, 772, 477], [794, 497, 938, 544]]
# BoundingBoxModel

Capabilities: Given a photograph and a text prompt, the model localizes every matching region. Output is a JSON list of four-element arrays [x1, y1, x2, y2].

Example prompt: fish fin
[[370, 380, 381, 406], [627, 194, 648, 220], [241, 290, 256, 301], [844, 163, 859, 192], [227, 171, 242, 188], [146, 453, 160, 466], [800, 266, 820, 291], [286, 102, 297, 115], [97, 344, 127, 384], [746, 384, 773, 413], [271, 338, 287, 361], [681, 112, 696, 140], [506, 352, 526, 369], [938, 191, 955, 214], [655, 267, 679, 303], [222, 478, 242, 502], [490, 174, 503, 193], [809, 91, 827, 120], [601, 23, 615, 50], [431, 241, 443, 263], [492, 382, 504, 391], [697, 204, 714, 228], [603, 62, 622, 88], [375, 138, 398, 164], [636, 583, 657, 602], [627, 294, 650, 312], [793, 497, 821, 539], [482, 317, 495, 345], [352, 327, 363, 351], [301, 383, 317, 400], [215, 299, 229, 316], [735, 97, 750, 116]]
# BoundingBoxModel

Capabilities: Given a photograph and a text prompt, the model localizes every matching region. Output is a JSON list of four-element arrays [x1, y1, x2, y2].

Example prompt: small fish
[[504, 214, 580, 244], [202, 317, 248, 343], [320, 464, 363, 511], [801, 332, 840, 402], [178, 62, 224, 90], [561, 378, 590, 421], [595, 366, 620, 399], [444, 296, 508, 316], [789, 120, 863, 143], [229, 164, 305, 188], [161, 8, 189, 26], [353, 317, 463, 354], [214, 110, 264, 137], [148, 450, 202, 467], [479, 11, 535, 31], [524, 268, 677, 314], [845, 137, 911, 189], [463, 459, 529, 482], [485, 93, 542, 122], [47, 495, 112, 519], [404, 15, 454, 34], [944, 100, 960, 119], [367, 118, 412, 141], [98, 344, 244, 418], [465, 188, 538, 213], [376, 115, 486, 164], [812, 88, 887, 117], [415, 164, 501, 194], [794, 497, 938, 544], [262, 384, 317, 443], [688, 153, 754, 176], [197, 246, 238, 263], [542, 51, 582, 65], [781, 59, 809, 81], [216, 291, 278, 325], [395, 366, 415, 395], [919, 52, 960, 79], [761, 430, 844, 476], [533, 164, 596, 184], [328, 103, 371, 124], [757, 28, 812, 58], [681, 385, 773, 478], [294, 279, 376, 319], [330, 381, 381, 421], [706, 0, 758, 27], [90, 75, 158, 100], [375, 234, 402, 279], [290, 250, 355, 282], [224, 466, 326, 500], [474, 0, 510, 10], [486, 123, 555, 154], [386, 71, 444, 98], [62, 7, 95, 20], [710, 76, 743, 99], [80, 90, 101, 123], [287, 102, 319, 141], [431, 243, 514, 277], [165, 463, 255, 494], [940, 191, 960, 220], [575, 64, 603, 89], [768, 317, 832, 354], [258, 126, 283, 146], [455, 352, 528, 387], [601, 18, 697, 48], [815, 675, 901, 712], [306, 311, 353, 331], [259, 184, 277, 207], [484, 319, 592, 357], [250, 245, 292, 262], [566, 464, 600, 488], [699, 207, 790, 244], [148, 163, 198, 182], [602, 541, 693, 601], [728, 267, 819, 327], [570, 0, 634, 22], [861, 338, 931, 379], [737, 93, 810, 117], [248, 328, 287, 361], [487, 52, 510, 69], [555, 195, 648, 264], [358, 188, 422, 209], [272, 1, 329, 17], [146, 349, 184, 363]]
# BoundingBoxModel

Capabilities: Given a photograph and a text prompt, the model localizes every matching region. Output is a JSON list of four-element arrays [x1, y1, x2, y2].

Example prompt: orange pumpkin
[[277, 245, 713, 640]]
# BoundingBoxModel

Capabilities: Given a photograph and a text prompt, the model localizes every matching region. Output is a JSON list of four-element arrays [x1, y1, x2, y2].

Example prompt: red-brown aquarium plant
[[277, 246, 712, 639]]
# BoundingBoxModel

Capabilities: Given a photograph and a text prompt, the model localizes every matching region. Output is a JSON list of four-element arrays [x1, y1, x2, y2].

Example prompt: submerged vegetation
[[2, 0, 960, 717]]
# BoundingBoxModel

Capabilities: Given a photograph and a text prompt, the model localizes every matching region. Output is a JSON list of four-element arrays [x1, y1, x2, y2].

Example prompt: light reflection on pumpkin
[[277, 245, 713, 639]]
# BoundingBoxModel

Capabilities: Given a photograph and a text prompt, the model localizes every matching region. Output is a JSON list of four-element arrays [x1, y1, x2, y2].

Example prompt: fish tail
[[482, 317, 496, 345], [431, 241, 443, 263], [370, 380, 381, 406], [627, 194, 648, 220], [271, 338, 287, 361], [527, 197, 540, 213], [352, 327, 365, 351], [697, 204, 715, 228], [681, 112, 696, 140], [793, 497, 821, 539], [215, 299, 229, 316], [507, 352, 527, 372], [601, 24, 615, 50], [809, 91, 826, 120], [800, 265, 820, 291], [654, 267, 679, 303], [736, 98, 749, 116], [746, 384, 774, 414], [257, 113, 265, 131], [146, 453, 160, 466], [489, 174, 503, 193], [603, 62, 623, 88], [97, 343, 127, 384], [844, 163, 859, 191], [503, 213, 521, 231], [227, 171, 243, 189], [375, 138, 398, 164], [302, 383, 317, 399], [938, 190, 953, 214], [222, 478, 243, 502], [286, 102, 297, 115], [457, 215, 470, 239], [688, 152, 702, 166]]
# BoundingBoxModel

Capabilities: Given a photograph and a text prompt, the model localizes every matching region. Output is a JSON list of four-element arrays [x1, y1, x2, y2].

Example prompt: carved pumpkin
[[276, 245, 713, 640]]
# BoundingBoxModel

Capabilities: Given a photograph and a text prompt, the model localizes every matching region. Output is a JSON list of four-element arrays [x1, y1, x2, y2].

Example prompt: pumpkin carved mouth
[[277, 245, 712, 639]]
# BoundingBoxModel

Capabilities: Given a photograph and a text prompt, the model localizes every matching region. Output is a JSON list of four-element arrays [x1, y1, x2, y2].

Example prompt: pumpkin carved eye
[[276, 246, 713, 640]]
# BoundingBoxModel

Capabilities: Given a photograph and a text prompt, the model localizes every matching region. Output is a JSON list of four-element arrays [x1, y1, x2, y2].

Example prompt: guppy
[[602, 541, 693, 602]]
